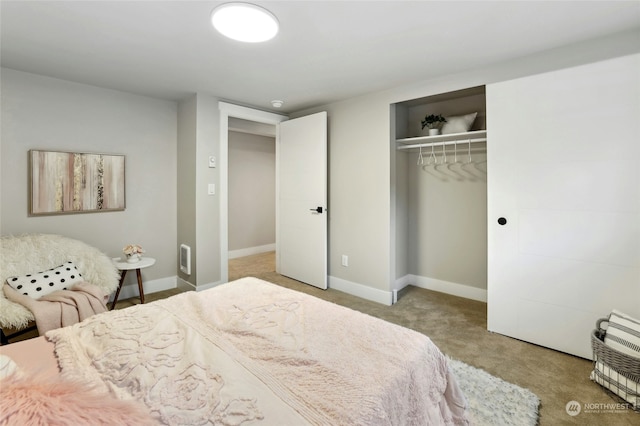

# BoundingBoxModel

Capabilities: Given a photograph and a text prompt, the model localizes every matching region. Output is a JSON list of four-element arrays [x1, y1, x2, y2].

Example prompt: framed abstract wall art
[[29, 150, 125, 215]]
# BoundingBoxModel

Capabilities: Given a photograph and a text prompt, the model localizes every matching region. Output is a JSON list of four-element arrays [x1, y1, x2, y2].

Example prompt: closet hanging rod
[[396, 138, 486, 151]]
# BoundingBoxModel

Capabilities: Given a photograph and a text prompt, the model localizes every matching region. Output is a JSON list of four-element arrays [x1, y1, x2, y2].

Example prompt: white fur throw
[[1, 234, 119, 330]]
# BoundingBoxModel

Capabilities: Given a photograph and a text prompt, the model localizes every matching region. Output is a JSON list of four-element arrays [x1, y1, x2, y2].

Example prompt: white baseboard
[[228, 244, 275, 259], [329, 276, 394, 306], [110, 274, 485, 307], [398, 274, 487, 302], [109, 276, 177, 302], [195, 279, 226, 292], [177, 277, 224, 293], [177, 277, 196, 291], [394, 274, 414, 291]]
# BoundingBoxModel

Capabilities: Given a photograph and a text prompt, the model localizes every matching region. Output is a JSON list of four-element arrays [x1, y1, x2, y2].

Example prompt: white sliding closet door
[[487, 54, 640, 359]]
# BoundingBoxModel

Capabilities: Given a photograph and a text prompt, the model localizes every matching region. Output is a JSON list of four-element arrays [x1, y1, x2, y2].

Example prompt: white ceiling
[[2, 1, 639, 113]]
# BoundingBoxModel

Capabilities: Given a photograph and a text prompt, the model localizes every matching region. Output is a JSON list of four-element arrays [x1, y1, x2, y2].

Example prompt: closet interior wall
[[395, 87, 488, 297]]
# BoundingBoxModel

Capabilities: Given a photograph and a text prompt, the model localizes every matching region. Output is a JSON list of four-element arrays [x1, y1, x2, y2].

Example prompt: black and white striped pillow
[[605, 310, 640, 357], [6, 261, 83, 299], [591, 310, 640, 408]]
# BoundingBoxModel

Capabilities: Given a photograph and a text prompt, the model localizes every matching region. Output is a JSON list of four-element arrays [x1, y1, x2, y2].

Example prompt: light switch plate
[[208, 156, 216, 168], [208, 183, 215, 195]]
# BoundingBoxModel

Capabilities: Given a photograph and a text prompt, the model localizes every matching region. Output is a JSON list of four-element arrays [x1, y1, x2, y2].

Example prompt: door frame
[[219, 102, 288, 283]]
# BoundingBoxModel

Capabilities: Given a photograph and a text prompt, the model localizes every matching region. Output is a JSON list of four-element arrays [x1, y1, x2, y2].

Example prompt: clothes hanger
[[427, 143, 438, 165], [453, 140, 460, 164]]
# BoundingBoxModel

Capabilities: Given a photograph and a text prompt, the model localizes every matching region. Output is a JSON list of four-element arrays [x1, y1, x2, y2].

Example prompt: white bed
[[1, 277, 469, 425]]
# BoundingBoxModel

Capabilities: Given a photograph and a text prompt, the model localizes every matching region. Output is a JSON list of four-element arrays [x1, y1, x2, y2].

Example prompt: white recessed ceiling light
[[211, 2, 279, 43], [271, 100, 284, 108]]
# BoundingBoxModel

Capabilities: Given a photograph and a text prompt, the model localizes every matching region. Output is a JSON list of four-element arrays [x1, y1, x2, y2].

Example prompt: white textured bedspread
[[46, 277, 469, 425]]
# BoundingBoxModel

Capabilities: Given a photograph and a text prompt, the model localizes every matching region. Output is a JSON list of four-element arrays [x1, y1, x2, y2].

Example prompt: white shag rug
[[449, 359, 540, 426]]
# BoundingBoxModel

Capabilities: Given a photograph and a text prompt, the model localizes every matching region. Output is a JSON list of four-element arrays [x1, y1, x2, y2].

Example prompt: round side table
[[111, 257, 156, 309]]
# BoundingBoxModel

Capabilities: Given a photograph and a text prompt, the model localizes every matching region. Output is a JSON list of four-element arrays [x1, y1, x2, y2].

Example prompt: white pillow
[[6, 261, 84, 299], [590, 310, 640, 408], [441, 112, 478, 134]]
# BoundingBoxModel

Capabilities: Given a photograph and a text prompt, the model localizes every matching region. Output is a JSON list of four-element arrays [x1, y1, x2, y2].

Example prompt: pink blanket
[[3, 282, 107, 334], [47, 277, 469, 425]]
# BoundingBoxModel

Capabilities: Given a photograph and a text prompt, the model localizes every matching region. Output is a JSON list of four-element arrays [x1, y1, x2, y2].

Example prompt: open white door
[[277, 112, 327, 289]]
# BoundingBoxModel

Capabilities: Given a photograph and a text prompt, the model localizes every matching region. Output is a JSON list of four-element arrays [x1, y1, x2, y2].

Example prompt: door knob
[[310, 207, 323, 213], [497, 217, 507, 225]]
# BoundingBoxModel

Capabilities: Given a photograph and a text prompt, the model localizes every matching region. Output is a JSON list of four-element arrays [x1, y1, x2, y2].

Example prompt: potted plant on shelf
[[421, 114, 447, 136]]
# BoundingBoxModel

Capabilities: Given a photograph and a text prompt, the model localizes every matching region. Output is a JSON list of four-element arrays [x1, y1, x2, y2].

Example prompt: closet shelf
[[396, 130, 487, 150]]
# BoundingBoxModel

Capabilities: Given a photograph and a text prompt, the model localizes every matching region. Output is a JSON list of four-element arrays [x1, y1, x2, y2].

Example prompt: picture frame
[[29, 149, 126, 215]]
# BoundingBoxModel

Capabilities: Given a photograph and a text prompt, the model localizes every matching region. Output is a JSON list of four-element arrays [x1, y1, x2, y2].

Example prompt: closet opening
[[393, 86, 488, 303]]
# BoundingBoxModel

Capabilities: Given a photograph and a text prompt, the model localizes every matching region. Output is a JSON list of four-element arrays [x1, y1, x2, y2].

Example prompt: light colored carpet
[[231, 252, 541, 424], [228, 252, 639, 425], [450, 358, 539, 426], [12, 251, 634, 425]]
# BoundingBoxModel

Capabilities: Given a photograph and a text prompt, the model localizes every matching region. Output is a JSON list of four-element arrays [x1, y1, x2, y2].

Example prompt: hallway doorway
[[228, 251, 275, 281]]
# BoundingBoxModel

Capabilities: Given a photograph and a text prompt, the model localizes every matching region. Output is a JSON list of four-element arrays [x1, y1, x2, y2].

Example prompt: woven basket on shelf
[[591, 318, 640, 411]]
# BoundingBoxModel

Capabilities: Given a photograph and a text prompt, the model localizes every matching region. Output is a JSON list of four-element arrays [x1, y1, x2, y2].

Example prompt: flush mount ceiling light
[[211, 2, 279, 43], [271, 100, 284, 108]]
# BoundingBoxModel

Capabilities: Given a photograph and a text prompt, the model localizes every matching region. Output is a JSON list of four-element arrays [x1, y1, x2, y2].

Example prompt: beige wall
[[295, 93, 394, 294], [176, 93, 223, 289], [406, 150, 487, 289], [228, 131, 275, 253], [176, 96, 197, 284], [2, 29, 637, 304], [293, 29, 640, 301], [194, 94, 221, 287], [0, 69, 177, 287]]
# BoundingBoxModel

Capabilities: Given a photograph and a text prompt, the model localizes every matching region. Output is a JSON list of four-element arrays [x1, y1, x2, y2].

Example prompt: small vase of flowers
[[123, 244, 145, 263], [421, 114, 447, 136]]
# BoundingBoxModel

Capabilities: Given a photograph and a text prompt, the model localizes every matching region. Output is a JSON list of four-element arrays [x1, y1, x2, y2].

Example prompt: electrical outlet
[[341, 255, 349, 267]]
